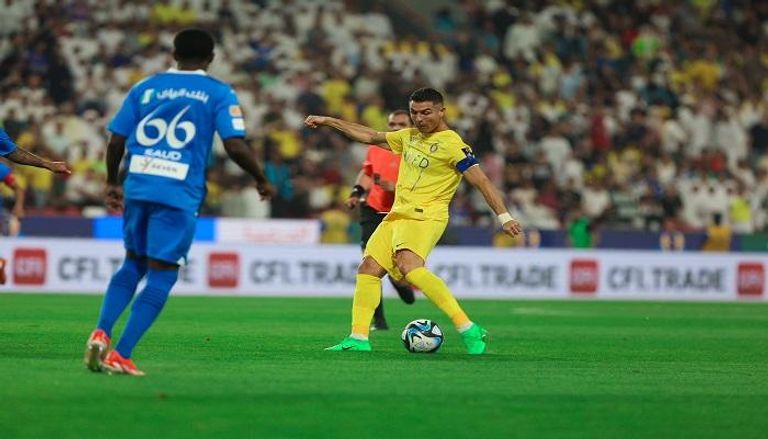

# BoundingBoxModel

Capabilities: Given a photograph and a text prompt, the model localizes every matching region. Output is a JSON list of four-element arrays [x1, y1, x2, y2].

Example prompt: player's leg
[[360, 205, 389, 330], [104, 257, 178, 376], [395, 250, 469, 329], [85, 251, 148, 371], [95, 251, 148, 335], [105, 203, 194, 375], [394, 220, 487, 354], [85, 201, 149, 371], [325, 256, 386, 352], [326, 218, 394, 351], [388, 275, 415, 304]]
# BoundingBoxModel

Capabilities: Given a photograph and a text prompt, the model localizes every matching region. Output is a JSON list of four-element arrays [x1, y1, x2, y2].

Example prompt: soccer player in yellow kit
[[305, 88, 522, 354]]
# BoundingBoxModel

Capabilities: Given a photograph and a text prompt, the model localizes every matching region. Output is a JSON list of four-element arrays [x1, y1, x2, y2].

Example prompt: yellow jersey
[[385, 128, 477, 221], [702, 224, 732, 252]]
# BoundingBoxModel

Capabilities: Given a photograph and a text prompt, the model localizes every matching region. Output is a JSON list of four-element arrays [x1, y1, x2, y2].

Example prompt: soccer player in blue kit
[[0, 128, 70, 173], [84, 29, 273, 376], [0, 128, 70, 283]]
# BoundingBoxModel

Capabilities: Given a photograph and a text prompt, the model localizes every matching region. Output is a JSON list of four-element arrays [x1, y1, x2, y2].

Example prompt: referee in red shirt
[[346, 110, 415, 330]]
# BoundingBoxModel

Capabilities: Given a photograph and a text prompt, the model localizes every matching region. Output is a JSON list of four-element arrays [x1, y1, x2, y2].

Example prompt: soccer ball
[[401, 319, 443, 353]]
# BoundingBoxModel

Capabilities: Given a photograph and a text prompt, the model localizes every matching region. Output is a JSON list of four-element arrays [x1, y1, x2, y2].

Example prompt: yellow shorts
[[363, 214, 447, 280]]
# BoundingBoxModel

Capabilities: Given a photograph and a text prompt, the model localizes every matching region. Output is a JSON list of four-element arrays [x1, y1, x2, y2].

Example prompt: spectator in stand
[[567, 207, 597, 249], [701, 213, 732, 252]]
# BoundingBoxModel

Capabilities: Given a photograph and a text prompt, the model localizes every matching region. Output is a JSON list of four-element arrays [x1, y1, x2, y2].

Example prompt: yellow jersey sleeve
[[449, 142, 479, 173], [385, 128, 412, 154]]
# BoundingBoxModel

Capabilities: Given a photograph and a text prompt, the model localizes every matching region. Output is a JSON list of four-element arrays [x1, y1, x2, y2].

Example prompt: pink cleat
[[84, 329, 110, 372], [101, 351, 145, 376]]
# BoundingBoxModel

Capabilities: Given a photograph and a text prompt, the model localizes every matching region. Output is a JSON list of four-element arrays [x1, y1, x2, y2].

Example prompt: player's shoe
[[460, 323, 488, 355], [324, 337, 372, 352], [84, 329, 110, 372], [0, 257, 6, 285], [101, 351, 145, 376]]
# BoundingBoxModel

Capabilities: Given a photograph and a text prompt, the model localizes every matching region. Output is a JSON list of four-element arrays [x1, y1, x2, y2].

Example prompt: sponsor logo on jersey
[[128, 155, 189, 180], [141, 88, 154, 104], [156, 88, 209, 103]]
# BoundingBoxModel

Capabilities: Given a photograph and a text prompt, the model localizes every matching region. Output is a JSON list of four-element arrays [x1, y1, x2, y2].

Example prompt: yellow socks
[[405, 267, 470, 328], [350, 274, 382, 338], [351, 268, 471, 336]]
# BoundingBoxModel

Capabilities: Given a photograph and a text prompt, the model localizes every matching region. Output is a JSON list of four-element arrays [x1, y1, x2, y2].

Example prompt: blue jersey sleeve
[[108, 87, 140, 137], [0, 128, 18, 156], [214, 87, 246, 140], [0, 162, 11, 180]]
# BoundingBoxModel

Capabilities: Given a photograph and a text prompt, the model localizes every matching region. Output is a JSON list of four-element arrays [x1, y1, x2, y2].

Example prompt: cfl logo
[[136, 106, 196, 149]]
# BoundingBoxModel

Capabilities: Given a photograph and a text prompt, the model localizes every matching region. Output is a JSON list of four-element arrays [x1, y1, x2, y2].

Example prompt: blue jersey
[[0, 128, 18, 156], [108, 69, 246, 212], [0, 162, 11, 207], [0, 162, 11, 181]]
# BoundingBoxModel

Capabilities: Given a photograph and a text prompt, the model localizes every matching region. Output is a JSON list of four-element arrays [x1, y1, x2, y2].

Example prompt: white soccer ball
[[401, 319, 444, 353]]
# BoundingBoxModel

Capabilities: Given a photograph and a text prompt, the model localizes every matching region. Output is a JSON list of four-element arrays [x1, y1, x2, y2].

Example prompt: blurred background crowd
[[1, 0, 768, 243]]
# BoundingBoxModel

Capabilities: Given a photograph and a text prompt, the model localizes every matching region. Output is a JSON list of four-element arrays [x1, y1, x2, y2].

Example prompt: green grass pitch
[[1, 294, 767, 438]]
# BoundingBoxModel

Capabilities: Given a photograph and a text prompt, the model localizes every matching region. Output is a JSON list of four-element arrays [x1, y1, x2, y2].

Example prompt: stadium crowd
[[1, 0, 768, 240]]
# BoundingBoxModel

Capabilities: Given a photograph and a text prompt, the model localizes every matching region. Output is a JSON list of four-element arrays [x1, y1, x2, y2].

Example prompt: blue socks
[[97, 258, 147, 337], [115, 268, 178, 359]]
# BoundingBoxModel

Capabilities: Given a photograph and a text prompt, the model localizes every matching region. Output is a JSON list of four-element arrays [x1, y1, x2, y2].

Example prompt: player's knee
[[358, 256, 386, 277], [112, 257, 147, 288], [148, 258, 178, 271], [135, 268, 178, 310], [122, 255, 148, 278], [395, 250, 424, 277]]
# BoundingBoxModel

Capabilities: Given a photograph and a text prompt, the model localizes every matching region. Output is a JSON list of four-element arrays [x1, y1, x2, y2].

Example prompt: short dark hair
[[390, 109, 409, 118], [173, 29, 215, 62], [409, 88, 444, 106]]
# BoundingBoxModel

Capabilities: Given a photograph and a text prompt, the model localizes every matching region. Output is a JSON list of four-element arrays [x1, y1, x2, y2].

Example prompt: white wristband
[[497, 212, 513, 224]]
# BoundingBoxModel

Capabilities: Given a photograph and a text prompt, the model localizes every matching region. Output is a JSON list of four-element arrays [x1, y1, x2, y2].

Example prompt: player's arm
[[462, 165, 523, 237], [346, 170, 372, 209], [304, 116, 391, 150], [222, 137, 274, 200], [4, 147, 70, 174], [214, 87, 273, 199], [6, 176, 24, 219]]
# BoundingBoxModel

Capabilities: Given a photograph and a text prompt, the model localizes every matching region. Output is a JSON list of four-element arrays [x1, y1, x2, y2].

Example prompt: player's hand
[[346, 195, 361, 209], [105, 184, 124, 212], [502, 217, 523, 237], [304, 115, 329, 128], [8, 215, 20, 236], [256, 181, 276, 200], [47, 161, 71, 175]]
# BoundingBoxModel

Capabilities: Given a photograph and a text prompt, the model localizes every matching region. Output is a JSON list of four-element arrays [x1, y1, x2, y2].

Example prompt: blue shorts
[[123, 199, 197, 265]]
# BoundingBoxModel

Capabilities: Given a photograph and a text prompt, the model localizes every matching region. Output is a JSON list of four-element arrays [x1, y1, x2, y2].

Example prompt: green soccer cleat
[[461, 323, 488, 355], [324, 337, 372, 352]]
